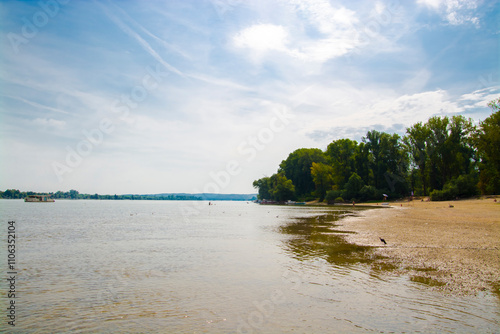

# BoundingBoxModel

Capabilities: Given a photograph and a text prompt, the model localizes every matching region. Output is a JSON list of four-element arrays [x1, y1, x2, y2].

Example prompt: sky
[[0, 0, 499, 195]]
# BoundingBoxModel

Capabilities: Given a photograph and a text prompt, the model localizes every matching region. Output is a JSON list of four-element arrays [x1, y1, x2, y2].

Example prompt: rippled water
[[1, 199, 499, 333]]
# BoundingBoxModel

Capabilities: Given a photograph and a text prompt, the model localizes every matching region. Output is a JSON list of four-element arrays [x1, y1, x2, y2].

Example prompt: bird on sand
[[379, 237, 387, 245]]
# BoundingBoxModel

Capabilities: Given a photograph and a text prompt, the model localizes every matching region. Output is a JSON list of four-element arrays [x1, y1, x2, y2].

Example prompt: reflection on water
[[0, 200, 499, 333], [279, 211, 375, 265]]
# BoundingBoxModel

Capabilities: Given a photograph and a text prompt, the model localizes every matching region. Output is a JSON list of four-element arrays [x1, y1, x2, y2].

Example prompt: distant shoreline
[[336, 197, 500, 295], [0, 190, 257, 202]]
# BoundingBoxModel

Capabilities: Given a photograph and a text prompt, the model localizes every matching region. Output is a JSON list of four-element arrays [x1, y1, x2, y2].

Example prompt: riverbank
[[336, 198, 500, 295]]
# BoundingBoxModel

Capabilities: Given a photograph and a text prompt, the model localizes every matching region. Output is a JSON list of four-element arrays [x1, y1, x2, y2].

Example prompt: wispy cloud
[[305, 85, 500, 144], [459, 86, 500, 112], [417, 0, 481, 26], [302, 89, 462, 142], [233, 0, 361, 63], [98, 2, 185, 77], [0, 0, 497, 193], [32, 117, 67, 129], [3, 95, 70, 115]]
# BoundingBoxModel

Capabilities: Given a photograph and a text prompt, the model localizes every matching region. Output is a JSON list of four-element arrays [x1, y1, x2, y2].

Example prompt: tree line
[[0, 189, 202, 201], [253, 98, 499, 202]]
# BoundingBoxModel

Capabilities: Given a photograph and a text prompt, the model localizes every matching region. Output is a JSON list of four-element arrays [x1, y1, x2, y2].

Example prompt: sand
[[337, 198, 500, 295]]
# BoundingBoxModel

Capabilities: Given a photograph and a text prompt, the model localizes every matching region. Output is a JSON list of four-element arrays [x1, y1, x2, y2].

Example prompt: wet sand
[[337, 198, 500, 295]]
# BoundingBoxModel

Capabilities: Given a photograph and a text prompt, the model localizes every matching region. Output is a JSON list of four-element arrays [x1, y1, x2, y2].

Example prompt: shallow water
[[1, 199, 499, 333]]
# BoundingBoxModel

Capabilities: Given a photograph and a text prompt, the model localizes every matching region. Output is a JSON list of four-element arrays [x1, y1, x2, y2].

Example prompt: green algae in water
[[405, 266, 438, 273], [279, 210, 379, 266], [492, 282, 500, 299], [371, 262, 399, 271], [410, 275, 446, 287]]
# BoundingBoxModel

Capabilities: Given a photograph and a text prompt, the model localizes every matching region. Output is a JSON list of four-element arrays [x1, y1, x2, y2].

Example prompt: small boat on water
[[286, 200, 306, 205], [25, 195, 55, 202]]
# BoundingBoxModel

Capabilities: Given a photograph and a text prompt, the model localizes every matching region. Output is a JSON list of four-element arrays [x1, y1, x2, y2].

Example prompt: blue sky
[[1, 0, 498, 195]]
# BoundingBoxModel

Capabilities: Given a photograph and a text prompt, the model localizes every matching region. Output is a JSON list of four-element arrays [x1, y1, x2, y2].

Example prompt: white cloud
[[374, 1, 387, 15], [233, 0, 361, 63], [418, 0, 444, 9], [370, 90, 461, 121], [1, 0, 496, 194], [32, 118, 66, 129], [233, 24, 289, 52], [301, 84, 500, 146], [298, 88, 467, 144], [287, 0, 357, 33], [459, 87, 500, 109], [3, 95, 70, 115], [417, 0, 480, 26]]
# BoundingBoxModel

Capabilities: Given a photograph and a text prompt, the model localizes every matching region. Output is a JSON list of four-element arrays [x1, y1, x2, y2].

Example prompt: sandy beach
[[337, 198, 500, 295]]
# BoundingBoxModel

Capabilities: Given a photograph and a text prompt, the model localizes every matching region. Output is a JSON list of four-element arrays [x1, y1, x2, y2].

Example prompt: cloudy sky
[[0, 0, 498, 195]]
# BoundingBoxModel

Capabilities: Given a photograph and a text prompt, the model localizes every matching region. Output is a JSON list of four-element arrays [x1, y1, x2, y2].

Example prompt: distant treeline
[[0, 189, 202, 201], [0, 189, 257, 201], [253, 98, 500, 202]]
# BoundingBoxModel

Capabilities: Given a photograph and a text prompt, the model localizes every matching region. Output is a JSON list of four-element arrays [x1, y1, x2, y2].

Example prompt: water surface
[[1, 200, 498, 333]]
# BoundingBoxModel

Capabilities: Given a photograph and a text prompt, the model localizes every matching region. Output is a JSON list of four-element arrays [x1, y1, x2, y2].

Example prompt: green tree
[[269, 173, 296, 202], [279, 148, 326, 199], [447, 115, 476, 178], [363, 130, 383, 188], [2, 189, 22, 199], [364, 131, 408, 195], [325, 138, 358, 188], [430, 174, 479, 201], [358, 185, 380, 201], [354, 142, 372, 186], [344, 172, 364, 200], [69, 189, 79, 199], [405, 122, 431, 195], [380, 132, 409, 196], [310, 162, 334, 201], [425, 115, 476, 192], [253, 177, 272, 200], [475, 98, 500, 194]]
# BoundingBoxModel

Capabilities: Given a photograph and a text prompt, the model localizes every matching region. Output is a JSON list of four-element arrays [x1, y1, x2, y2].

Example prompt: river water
[[1, 199, 499, 333]]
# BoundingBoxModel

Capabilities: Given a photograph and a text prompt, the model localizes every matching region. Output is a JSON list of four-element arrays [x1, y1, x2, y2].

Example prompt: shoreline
[[336, 198, 500, 295]]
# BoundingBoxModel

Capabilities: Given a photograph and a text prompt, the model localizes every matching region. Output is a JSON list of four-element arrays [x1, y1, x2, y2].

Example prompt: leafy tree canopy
[[254, 98, 499, 202]]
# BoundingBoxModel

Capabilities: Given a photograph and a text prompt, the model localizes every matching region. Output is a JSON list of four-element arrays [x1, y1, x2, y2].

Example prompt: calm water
[[1, 199, 499, 333]]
